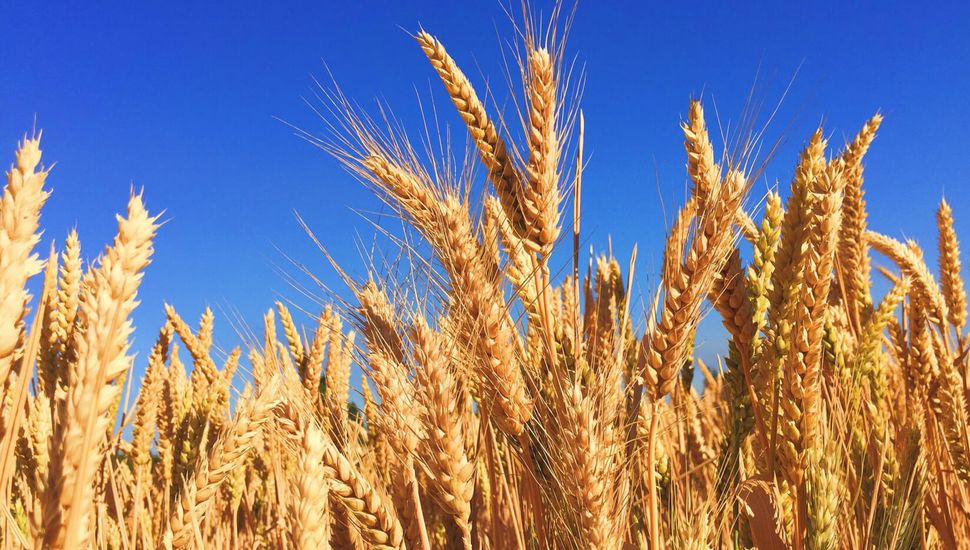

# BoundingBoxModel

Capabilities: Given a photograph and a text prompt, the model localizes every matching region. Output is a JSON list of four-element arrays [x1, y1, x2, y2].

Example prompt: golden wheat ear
[[415, 31, 526, 236], [937, 199, 967, 331], [44, 192, 160, 549], [0, 135, 50, 386]]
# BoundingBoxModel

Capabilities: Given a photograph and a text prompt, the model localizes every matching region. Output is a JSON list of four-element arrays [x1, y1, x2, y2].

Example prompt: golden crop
[[1, 8, 967, 550]]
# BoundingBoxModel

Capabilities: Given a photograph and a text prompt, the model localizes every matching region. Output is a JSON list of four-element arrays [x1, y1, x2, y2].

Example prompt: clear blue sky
[[3, 1, 969, 381]]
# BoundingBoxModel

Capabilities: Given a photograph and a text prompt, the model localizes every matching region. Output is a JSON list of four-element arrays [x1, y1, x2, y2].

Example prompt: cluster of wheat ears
[[2, 11, 970, 550]]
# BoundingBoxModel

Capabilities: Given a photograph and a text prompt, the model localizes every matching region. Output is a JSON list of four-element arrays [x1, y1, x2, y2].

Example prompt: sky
[[2, 1, 970, 387]]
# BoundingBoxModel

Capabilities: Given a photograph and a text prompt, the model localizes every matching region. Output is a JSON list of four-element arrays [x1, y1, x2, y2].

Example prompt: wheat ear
[[836, 114, 882, 322], [0, 135, 50, 386], [412, 319, 474, 548], [522, 47, 562, 256], [415, 31, 526, 236], [937, 199, 967, 330], [290, 421, 332, 550], [867, 231, 948, 325], [43, 192, 159, 549], [323, 437, 408, 550]]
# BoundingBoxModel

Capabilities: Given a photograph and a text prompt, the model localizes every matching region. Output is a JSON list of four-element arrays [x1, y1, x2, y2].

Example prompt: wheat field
[[1, 9, 969, 550]]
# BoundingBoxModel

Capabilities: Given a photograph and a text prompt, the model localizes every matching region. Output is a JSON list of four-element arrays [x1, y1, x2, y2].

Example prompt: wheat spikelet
[[836, 114, 882, 321]]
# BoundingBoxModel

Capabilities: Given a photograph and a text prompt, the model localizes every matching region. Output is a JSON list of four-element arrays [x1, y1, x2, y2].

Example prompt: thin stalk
[[408, 462, 432, 550], [647, 399, 662, 550]]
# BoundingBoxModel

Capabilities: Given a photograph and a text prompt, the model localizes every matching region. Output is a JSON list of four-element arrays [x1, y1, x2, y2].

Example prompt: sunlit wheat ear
[[302, 306, 332, 404], [411, 318, 474, 549], [127, 325, 169, 543], [0, 135, 50, 387], [44, 192, 159, 549], [928, 367, 970, 482], [323, 436, 407, 550], [639, 166, 747, 402], [324, 315, 355, 447], [756, 130, 825, 477], [354, 281, 431, 549], [782, 153, 846, 478], [355, 280, 419, 456], [867, 231, 948, 325], [558, 376, 618, 548], [42, 229, 82, 394], [937, 199, 967, 331], [272, 395, 406, 550], [522, 46, 562, 257], [165, 304, 219, 384], [683, 100, 721, 207], [836, 113, 882, 320], [290, 421, 332, 550], [276, 301, 306, 365], [415, 30, 526, 236]]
